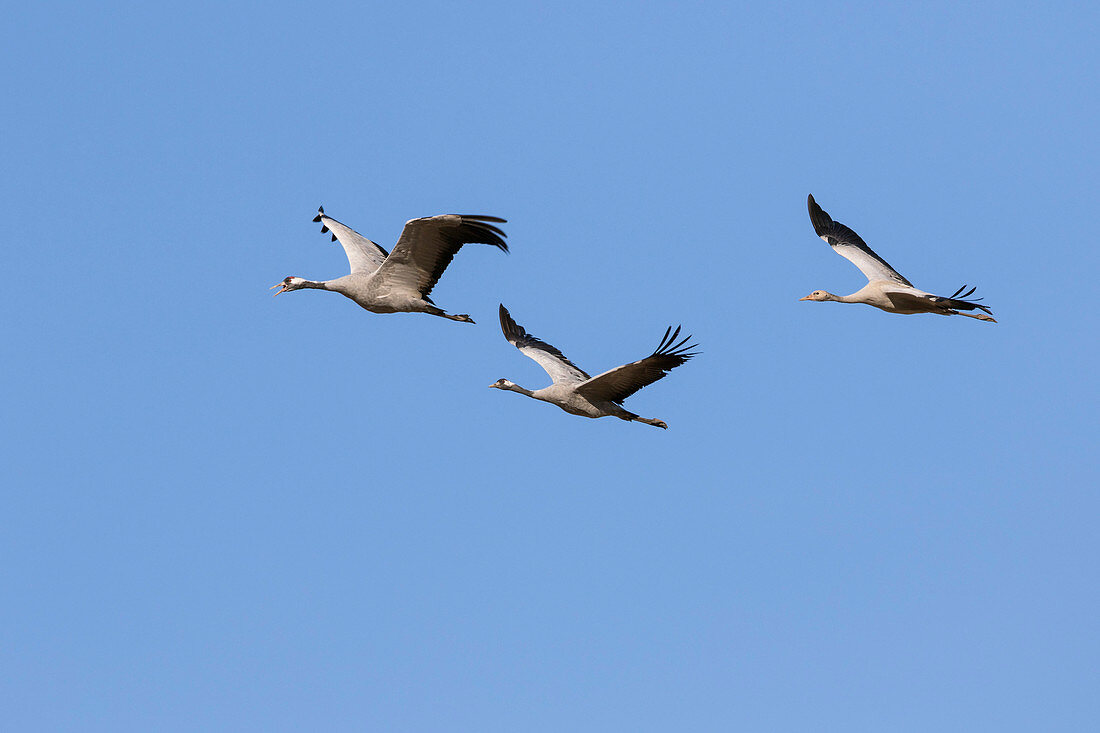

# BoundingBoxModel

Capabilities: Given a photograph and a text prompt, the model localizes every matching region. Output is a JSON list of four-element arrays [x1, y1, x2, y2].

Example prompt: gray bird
[[800, 195, 995, 322], [273, 207, 508, 323], [489, 305, 698, 429]]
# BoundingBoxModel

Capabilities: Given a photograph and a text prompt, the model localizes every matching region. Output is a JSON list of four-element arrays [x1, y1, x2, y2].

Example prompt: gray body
[[514, 383, 641, 421], [297, 274, 448, 317]]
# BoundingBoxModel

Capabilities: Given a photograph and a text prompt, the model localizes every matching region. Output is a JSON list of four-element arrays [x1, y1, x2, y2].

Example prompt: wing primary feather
[[460, 218, 508, 252], [655, 325, 673, 353], [807, 194, 834, 238], [941, 285, 993, 315], [460, 214, 507, 223], [652, 325, 698, 358], [499, 303, 523, 345], [949, 285, 979, 300]]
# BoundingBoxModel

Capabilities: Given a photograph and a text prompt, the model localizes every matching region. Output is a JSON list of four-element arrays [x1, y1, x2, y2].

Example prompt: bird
[[272, 207, 508, 323], [489, 304, 698, 429], [800, 194, 996, 322]]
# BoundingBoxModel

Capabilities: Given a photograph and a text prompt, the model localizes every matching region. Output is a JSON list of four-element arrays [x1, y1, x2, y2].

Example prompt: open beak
[[271, 282, 287, 296]]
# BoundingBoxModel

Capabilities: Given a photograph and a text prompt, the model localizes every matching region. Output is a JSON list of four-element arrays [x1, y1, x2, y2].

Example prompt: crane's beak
[[798, 295, 811, 301], [271, 282, 287, 296]]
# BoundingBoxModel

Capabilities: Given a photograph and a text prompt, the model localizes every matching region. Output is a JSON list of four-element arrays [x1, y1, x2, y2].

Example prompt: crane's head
[[799, 290, 832, 302], [488, 378, 517, 391], [271, 276, 307, 296]]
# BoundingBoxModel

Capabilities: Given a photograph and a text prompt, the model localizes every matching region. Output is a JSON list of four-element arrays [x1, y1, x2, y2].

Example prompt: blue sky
[[2, 1, 1097, 730]]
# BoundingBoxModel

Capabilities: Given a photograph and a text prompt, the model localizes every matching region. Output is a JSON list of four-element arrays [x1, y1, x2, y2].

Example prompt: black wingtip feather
[[459, 217, 509, 253], [807, 194, 835, 237], [944, 285, 994, 315], [463, 214, 507, 224], [499, 303, 516, 338], [653, 324, 700, 360], [498, 304, 527, 345], [949, 285, 978, 299]]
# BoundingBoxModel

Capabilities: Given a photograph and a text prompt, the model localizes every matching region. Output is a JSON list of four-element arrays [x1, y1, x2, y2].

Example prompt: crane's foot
[[958, 311, 997, 323], [637, 417, 668, 429]]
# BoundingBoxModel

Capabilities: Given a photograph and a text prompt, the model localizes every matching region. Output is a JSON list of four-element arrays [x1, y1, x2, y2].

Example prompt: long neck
[[507, 383, 535, 397], [301, 279, 330, 290], [830, 291, 861, 303]]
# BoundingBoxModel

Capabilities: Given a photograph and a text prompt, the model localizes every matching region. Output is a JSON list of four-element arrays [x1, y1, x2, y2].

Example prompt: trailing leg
[[952, 310, 997, 323], [634, 416, 669, 429], [424, 304, 476, 323]]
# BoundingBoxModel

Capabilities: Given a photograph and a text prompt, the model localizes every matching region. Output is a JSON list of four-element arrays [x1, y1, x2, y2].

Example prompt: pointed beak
[[798, 295, 811, 301], [271, 282, 287, 296]]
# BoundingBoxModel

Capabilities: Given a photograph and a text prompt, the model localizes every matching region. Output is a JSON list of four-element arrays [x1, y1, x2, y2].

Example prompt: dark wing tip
[[498, 303, 520, 342], [807, 194, 820, 216], [807, 194, 834, 237], [653, 325, 700, 360], [312, 205, 324, 223], [945, 285, 993, 314], [458, 216, 509, 253], [462, 214, 507, 224]]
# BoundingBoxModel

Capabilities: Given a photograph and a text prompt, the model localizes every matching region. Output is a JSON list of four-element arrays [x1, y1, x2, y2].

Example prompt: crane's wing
[[885, 285, 995, 316], [498, 304, 590, 384], [807, 194, 913, 286], [313, 206, 389, 274], [372, 214, 507, 298], [575, 326, 698, 404]]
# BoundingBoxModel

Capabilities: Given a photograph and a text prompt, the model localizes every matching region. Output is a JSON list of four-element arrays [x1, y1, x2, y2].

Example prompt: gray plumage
[[272, 207, 508, 323], [801, 195, 995, 322], [490, 305, 698, 429]]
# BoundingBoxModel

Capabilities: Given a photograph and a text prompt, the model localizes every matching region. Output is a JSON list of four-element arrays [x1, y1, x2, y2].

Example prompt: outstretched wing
[[878, 284, 995, 318], [807, 194, 912, 286], [575, 326, 698, 404], [313, 206, 389, 274], [498, 304, 589, 384], [373, 214, 508, 297]]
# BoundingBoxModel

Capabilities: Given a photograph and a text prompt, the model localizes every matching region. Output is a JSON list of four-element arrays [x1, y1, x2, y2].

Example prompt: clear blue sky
[[3, 1, 1097, 730]]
